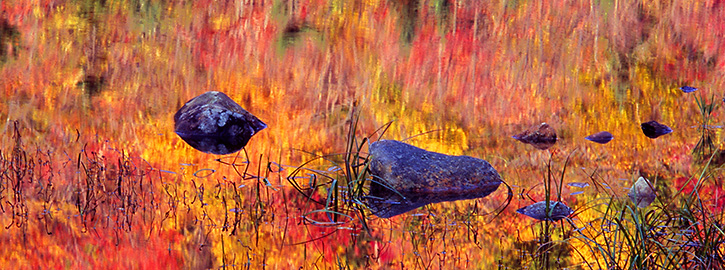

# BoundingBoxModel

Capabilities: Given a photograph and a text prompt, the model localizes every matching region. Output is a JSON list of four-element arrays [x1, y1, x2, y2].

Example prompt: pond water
[[1, 1, 724, 269]]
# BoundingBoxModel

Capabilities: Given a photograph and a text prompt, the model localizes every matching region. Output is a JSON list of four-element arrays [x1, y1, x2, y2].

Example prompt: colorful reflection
[[1, 0, 724, 268]]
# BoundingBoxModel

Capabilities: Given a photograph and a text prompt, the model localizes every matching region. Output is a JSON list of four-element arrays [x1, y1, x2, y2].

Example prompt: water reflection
[[4, 0, 725, 268], [364, 182, 497, 218]]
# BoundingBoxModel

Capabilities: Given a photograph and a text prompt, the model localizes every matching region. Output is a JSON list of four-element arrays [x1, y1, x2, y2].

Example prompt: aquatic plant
[[567, 159, 725, 270], [514, 151, 578, 269], [692, 93, 719, 162], [286, 112, 391, 233]]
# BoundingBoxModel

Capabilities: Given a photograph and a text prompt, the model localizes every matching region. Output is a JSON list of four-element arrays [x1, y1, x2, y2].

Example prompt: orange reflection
[[2, 0, 725, 268]]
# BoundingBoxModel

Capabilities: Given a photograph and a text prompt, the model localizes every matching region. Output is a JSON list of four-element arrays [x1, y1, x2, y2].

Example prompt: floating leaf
[[680, 86, 698, 93], [628, 177, 656, 208], [512, 123, 557, 150], [585, 131, 613, 144], [516, 201, 572, 221], [641, 121, 673, 139]]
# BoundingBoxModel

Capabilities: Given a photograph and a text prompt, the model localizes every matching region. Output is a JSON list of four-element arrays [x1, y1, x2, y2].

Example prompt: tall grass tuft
[[286, 111, 391, 235], [568, 154, 725, 269], [692, 93, 719, 162]]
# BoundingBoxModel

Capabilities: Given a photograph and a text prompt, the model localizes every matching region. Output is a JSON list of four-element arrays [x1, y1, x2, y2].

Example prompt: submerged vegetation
[[2, 0, 725, 268]]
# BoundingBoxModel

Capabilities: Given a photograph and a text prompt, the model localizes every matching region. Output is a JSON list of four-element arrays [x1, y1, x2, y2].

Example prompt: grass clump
[[567, 157, 725, 270], [692, 93, 719, 162], [286, 112, 391, 235]]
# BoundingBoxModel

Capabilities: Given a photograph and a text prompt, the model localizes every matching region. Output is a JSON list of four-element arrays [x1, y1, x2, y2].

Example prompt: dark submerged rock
[[512, 122, 557, 150], [641, 120, 672, 139], [516, 201, 572, 221], [585, 131, 614, 144], [174, 91, 267, 155], [366, 140, 502, 218]]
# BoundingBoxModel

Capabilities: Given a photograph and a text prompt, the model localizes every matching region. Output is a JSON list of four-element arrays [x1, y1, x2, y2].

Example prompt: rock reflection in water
[[365, 183, 500, 218]]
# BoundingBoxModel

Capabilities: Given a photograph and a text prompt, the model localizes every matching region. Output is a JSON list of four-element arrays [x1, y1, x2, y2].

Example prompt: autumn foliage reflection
[[2, 0, 725, 268]]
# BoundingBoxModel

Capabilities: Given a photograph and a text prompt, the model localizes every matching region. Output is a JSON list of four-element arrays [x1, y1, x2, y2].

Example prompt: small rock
[[641, 121, 672, 139], [585, 131, 613, 144], [174, 91, 267, 154], [680, 86, 697, 93], [516, 201, 572, 221], [628, 177, 656, 208], [513, 123, 557, 150], [366, 140, 503, 218]]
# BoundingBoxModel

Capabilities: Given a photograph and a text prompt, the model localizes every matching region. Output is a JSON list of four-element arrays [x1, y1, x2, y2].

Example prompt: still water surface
[[1, 1, 724, 268]]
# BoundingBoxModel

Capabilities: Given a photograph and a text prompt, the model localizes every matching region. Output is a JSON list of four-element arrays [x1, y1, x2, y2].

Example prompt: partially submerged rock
[[366, 140, 502, 218], [516, 201, 572, 221], [585, 131, 614, 144], [628, 176, 656, 208], [641, 121, 672, 139], [174, 91, 267, 155], [513, 123, 557, 150]]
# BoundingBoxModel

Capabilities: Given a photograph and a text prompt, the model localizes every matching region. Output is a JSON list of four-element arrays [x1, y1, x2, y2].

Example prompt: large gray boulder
[[366, 140, 503, 218], [174, 91, 266, 154]]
